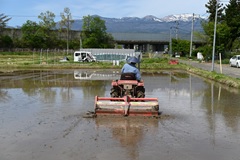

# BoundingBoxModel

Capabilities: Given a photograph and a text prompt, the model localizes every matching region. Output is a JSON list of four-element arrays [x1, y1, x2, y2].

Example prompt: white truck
[[73, 51, 97, 62]]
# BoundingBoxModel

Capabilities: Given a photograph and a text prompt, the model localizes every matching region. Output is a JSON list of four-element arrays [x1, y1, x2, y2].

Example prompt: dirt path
[[179, 59, 240, 78]]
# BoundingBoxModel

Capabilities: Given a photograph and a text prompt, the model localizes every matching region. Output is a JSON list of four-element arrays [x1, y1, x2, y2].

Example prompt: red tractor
[[94, 73, 159, 117], [110, 73, 145, 98], [94, 56, 159, 117]]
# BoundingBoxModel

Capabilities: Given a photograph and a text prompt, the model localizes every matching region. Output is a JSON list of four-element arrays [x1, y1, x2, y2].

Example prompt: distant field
[[0, 52, 122, 69], [0, 51, 73, 66]]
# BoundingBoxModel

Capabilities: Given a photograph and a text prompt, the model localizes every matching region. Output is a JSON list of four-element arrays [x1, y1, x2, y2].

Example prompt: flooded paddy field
[[0, 69, 240, 160]]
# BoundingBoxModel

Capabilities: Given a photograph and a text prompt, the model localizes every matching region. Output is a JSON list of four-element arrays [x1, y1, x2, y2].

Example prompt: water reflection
[[74, 70, 120, 80], [95, 117, 159, 160], [0, 70, 114, 103], [205, 82, 240, 134]]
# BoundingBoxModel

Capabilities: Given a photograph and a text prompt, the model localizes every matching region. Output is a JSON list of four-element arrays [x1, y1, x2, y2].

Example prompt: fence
[[0, 48, 142, 64], [0, 48, 75, 65], [79, 48, 141, 62]]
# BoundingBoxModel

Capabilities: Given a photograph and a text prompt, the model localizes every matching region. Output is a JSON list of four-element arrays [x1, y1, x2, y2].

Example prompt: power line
[[6, 15, 82, 19], [6, 15, 38, 18]]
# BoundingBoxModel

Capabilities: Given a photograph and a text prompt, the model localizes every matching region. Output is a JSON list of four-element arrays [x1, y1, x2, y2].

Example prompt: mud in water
[[0, 69, 240, 160]]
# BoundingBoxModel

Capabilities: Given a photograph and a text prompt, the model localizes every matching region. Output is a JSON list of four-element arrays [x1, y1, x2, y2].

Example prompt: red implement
[[95, 96, 159, 117]]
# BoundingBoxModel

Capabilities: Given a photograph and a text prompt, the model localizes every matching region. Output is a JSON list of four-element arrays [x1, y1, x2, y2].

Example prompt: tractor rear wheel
[[136, 91, 145, 98], [136, 87, 145, 98], [110, 88, 120, 97]]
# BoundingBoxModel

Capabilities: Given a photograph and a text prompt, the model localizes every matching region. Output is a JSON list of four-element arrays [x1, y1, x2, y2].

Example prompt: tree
[[201, 0, 230, 58], [172, 39, 190, 57], [202, 0, 240, 55], [60, 7, 74, 30], [0, 14, 12, 48], [201, 20, 231, 58], [38, 11, 56, 29], [0, 13, 11, 32], [21, 20, 45, 48], [60, 7, 74, 53], [0, 35, 13, 48], [38, 11, 57, 48], [205, 0, 225, 22], [82, 15, 115, 48], [225, 0, 240, 49]]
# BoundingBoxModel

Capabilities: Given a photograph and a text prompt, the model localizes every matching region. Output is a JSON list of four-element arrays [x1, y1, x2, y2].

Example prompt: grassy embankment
[[0, 52, 240, 88], [142, 58, 240, 88]]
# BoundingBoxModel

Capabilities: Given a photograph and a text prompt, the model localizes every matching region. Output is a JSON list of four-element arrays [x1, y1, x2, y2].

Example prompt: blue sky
[[2, 0, 213, 27]]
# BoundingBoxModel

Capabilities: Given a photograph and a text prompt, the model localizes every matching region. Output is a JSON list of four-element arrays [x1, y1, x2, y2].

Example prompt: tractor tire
[[136, 91, 145, 98], [110, 88, 119, 97], [135, 87, 145, 98]]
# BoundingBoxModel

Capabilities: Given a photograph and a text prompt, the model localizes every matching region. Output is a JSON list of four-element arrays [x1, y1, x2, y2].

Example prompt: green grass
[[186, 66, 240, 88]]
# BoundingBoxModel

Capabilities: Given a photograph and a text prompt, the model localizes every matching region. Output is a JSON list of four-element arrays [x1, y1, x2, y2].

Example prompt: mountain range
[[70, 14, 206, 34]]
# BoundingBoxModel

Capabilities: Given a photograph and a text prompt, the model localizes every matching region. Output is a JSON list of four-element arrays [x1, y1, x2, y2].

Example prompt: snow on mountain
[[142, 15, 163, 22], [69, 13, 205, 33], [161, 13, 202, 22]]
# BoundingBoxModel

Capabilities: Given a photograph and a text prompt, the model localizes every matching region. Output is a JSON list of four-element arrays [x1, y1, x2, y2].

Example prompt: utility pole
[[211, 0, 218, 71], [169, 27, 172, 56], [79, 31, 82, 50], [175, 21, 179, 40], [189, 13, 194, 58], [67, 14, 69, 55]]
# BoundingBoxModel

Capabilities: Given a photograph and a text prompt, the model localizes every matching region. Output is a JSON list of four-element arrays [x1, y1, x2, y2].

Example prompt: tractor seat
[[120, 73, 136, 80]]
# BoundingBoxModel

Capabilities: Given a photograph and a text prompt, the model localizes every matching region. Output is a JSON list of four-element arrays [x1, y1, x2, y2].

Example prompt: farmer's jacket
[[121, 63, 141, 80]]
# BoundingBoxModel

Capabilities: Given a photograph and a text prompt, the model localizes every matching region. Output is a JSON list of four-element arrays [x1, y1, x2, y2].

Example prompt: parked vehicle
[[229, 55, 240, 68], [73, 51, 97, 62]]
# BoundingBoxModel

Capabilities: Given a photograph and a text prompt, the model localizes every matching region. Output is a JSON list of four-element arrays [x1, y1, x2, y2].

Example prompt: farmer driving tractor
[[94, 55, 159, 117], [121, 56, 141, 81]]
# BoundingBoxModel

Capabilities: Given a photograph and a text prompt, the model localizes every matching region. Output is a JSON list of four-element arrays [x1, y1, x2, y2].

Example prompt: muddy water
[[0, 69, 240, 160]]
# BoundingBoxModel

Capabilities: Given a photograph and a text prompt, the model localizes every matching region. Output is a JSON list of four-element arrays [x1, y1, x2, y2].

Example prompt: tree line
[[0, 7, 115, 50], [1, 1, 240, 59], [199, 0, 240, 59], [170, 0, 240, 59]]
